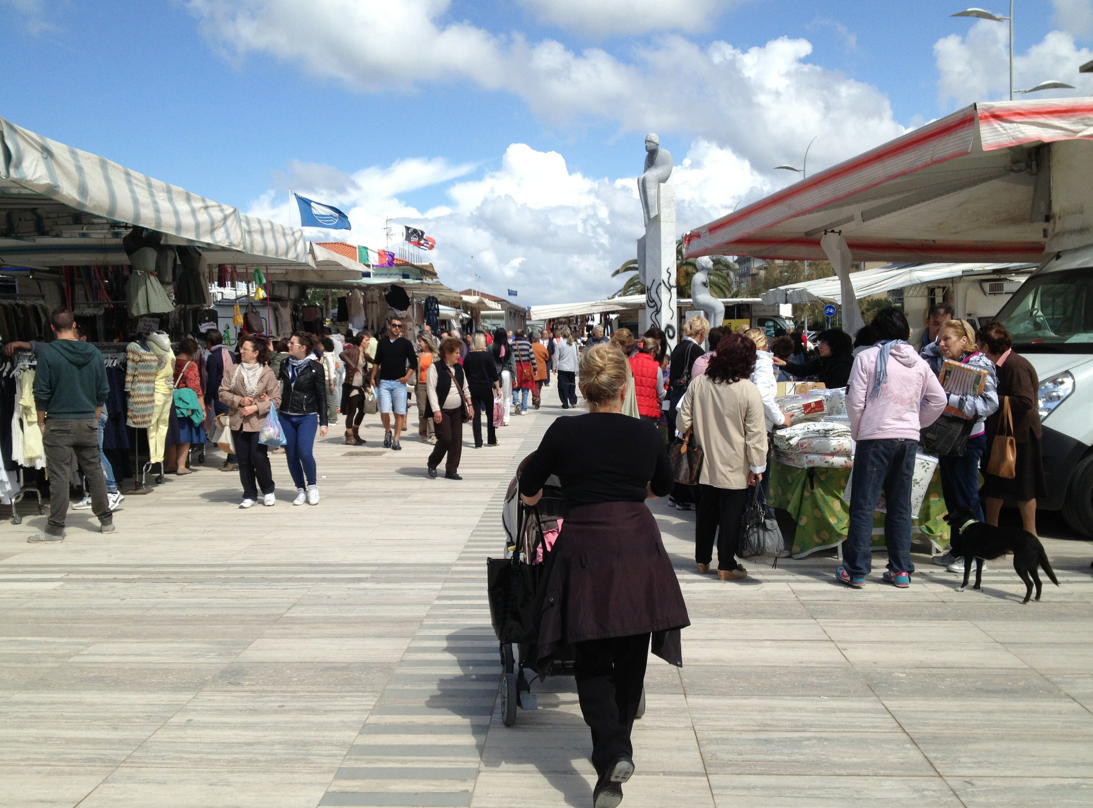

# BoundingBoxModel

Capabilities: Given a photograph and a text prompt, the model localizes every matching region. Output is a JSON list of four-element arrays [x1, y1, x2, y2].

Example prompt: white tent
[[530, 295, 646, 320], [760, 263, 1034, 305]]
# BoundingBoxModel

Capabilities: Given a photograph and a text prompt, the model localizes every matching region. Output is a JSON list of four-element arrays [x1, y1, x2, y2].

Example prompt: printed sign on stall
[[136, 317, 159, 334]]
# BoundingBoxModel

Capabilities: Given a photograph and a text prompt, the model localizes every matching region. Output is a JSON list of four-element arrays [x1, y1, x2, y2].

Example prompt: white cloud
[[515, 0, 733, 37], [936, 20, 1093, 106], [1055, 0, 1093, 39], [1, 0, 60, 34]]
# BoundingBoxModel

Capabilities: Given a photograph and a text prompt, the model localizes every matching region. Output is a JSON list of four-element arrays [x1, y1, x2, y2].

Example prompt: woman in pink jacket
[[838, 308, 946, 589]]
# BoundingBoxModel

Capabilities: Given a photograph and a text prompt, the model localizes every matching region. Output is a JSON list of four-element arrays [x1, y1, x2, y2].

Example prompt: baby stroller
[[491, 455, 646, 727]]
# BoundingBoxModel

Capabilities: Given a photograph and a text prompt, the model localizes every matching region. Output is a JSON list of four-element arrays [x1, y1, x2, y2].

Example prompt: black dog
[[944, 508, 1059, 603]]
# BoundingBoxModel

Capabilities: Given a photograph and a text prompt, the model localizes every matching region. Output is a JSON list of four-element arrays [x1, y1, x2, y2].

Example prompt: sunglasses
[[390, 323, 402, 329]]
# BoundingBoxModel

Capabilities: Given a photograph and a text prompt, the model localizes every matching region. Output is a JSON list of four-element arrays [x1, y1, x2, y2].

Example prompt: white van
[[989, 245, 1093, 536]]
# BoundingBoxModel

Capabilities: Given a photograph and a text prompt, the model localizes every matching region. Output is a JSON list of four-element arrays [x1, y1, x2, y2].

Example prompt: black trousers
[[574, 633, 650, 776], [233, 430, 274, 500], [557, 371, 578, 407], [341, 383, 365, 429], [470, 387, 496, 447], [695, 484, 749, 570], [428, 408, 464, 474]]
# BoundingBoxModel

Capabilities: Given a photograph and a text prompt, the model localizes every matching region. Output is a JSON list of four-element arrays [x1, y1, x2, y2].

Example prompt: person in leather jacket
[[278, 332, 328, 506]]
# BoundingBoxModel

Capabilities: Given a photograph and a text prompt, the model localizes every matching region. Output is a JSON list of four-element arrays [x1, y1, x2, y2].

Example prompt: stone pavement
[[2, 398, 1093, 808]]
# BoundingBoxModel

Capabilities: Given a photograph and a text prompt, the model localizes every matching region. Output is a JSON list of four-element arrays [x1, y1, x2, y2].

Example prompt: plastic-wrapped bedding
[[774, 450, 855, 469], [795, 436, 855, 455], [773, 421, 853, 452]]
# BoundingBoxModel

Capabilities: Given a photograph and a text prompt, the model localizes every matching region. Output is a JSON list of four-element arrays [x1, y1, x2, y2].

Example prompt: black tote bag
[[487, 508, 546, 645]]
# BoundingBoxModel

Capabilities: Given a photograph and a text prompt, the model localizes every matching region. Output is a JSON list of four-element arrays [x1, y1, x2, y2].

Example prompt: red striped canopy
[[683, 99, 1093, 264]]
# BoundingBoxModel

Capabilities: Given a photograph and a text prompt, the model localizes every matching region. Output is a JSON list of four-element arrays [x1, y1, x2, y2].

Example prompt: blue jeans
[[939, 433, 986, 522], [844, 438, 918, 577], [377, 379, 408, 415], [97, 411, 118, 494], [512, 386, 529, 410], [280, 412, 318, 489]]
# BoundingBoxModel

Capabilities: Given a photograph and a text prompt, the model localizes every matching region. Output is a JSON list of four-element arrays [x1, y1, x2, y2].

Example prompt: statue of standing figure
[[638, 133, 673, 227], [690, 256, 724, 334]]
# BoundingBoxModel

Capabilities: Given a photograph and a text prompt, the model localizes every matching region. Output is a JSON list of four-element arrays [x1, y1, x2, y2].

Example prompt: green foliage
[[610, 240, 738, 298]]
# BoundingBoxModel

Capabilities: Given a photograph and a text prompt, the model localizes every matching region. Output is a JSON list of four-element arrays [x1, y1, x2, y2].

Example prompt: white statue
[[690, 256, 724, 331], [638, 133, 673, 227]]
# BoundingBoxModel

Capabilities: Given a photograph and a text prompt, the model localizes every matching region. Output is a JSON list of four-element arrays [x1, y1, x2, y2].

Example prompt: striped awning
[[0, 115, 309, 265]]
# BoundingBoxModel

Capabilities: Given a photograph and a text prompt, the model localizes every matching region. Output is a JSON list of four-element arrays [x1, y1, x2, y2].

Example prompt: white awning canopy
[[760, 263, 1035, 305], [0, 114, 310, 267], [684, 98, 1093, 265], [530, 295, 646, 320], [461, 294, 503, 312]]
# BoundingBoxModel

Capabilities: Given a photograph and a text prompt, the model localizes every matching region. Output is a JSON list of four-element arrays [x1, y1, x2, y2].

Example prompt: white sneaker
[[293, 488, 307, 506], [263, 493, 276, 507], [307, 485, 320, 506], [239, 498, 256, 509], [108, 491, 124, 511], [72, 495, 93, 510], [947, 557, 987, 574]]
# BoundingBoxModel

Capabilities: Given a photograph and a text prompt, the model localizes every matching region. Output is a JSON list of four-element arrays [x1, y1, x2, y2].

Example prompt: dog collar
[[959, 519, 977, 533]]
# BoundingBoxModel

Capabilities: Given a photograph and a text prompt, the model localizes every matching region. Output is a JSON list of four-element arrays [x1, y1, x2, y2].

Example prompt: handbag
[[487, 507, 546, 644], [517, 360, 535, 387], [242, 301, 264, 334], [363, 387, 378, 415], [669, 429, 704, 486], [215, 413, 234, 455], [920, 413, 974, 457], [738, 485, 787, 561], [986, 396, 1017, 479], [259, 402, 287, 447], [444, 365, 474, 423]]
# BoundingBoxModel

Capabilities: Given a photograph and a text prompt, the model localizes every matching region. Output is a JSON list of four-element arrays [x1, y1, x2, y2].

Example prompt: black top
[[783, 351, 854, 390], [278, 359, 328, 426], [462, 351, 499, 391], [374, 336, 418, 381], [427, 362, 467, 416], [520, 413, 673, 513]]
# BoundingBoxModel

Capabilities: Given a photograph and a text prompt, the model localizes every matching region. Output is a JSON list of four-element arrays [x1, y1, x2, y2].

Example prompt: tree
[[610, 240, 738, 298]]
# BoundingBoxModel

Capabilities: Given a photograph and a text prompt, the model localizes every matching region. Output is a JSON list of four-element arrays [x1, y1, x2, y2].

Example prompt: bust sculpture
[[638, 133, 673, 227], [690, 256, 724, 332]]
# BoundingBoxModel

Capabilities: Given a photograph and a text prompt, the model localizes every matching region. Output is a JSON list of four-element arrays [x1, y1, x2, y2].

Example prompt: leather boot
[[344, 430, 357, 446], [351, 427, 365, 445]]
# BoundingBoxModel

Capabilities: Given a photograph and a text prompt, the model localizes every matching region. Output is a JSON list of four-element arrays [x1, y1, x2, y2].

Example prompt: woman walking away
[[463, 333, 500, 448], [417, 333, 438, 444], [491, 328, 517, 424], [840, 308, 946, 589], [531, 330, 549, 408], [512, 330, 536, 414], [930, 320, 999, 572], [339, 332, 372, 445], [520, 345, 689, 808], [219, 336, 281, 508], [978, 321, 1045, 536], [679, 334, 768, 580], [426, 337, 472, 480], [278, 332, 329, 506], [667, 316, 709, 511], [553, 327, 580, 408], [773, 328, 854, 389], [320, 337, 340, 427], [165, 337, 206, 475], [629, 336, 663, 424]]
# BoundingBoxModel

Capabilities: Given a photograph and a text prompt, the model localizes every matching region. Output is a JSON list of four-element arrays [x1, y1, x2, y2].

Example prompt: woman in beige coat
[[219, 335, 282, 509], [678, 333, 768, 580]]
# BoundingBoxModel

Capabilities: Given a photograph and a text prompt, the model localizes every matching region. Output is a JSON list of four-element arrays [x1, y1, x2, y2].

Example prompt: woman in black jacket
[[278, 332, 328, 506], [773, 327, 854, 389], [463, 332, 501, 447]]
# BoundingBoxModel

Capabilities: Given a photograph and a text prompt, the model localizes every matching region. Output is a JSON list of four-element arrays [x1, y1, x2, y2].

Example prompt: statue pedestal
[[637, 185, 677, 352]]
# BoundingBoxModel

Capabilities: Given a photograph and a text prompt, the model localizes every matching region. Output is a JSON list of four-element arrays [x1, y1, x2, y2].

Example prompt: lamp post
[[951, 4, 1074, 98], [775, 136, 818, 280]]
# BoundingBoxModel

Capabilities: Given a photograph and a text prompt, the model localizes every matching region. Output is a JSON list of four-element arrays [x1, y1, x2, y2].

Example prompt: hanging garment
[[273, 301, 292, 337], [148, 392, 172, 463], [175, 246, 212, 306], [0, 375, 16, 471], [124, 342, 158, 427], [364, 288, 386, 330], [123, 228, 175, 318], [15, 369, 45, 469], [424, 296, 440, 333], [384, 285, 411, 313], [0, 462, 13, 505], [336, 296, 349, 323]]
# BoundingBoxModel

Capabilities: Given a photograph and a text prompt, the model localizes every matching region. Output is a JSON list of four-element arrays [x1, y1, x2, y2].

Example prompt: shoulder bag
[[920, 413, 974, 457], [986, 396, 1017, 479], [738, 484, 787, 562], [669, 429, 704, 486], [487, 506, 547, 644], [444, 364, 474, 423]]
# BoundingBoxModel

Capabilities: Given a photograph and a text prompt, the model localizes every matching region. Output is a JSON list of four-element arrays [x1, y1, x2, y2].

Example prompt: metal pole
[[1009, 0, 1014, 101]]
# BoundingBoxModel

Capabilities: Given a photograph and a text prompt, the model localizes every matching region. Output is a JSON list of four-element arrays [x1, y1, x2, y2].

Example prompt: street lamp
[[774, 135, 818, 180], [951, 3, 1075, 99]]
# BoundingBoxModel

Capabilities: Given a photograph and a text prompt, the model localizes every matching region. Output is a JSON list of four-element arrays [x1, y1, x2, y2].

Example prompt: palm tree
[[611, 240, 737, 298]]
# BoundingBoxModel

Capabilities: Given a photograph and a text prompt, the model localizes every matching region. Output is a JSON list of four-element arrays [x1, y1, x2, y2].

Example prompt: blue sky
[[3, 0, 1091, 303]]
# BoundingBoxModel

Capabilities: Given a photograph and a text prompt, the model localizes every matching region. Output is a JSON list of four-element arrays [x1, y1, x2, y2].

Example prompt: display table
[[768, 462, 950, 558]]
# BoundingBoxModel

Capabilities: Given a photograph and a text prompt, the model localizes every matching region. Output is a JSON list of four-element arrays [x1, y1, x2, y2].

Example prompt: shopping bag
[[738, 486, 787, 560], [493, 395, 504, 428], [363, 387, 378, 415], [215, 414, 234, 455], [986, 396, 1017, 479], [259, 402, 287, 447], [669, 430, 704, 486]]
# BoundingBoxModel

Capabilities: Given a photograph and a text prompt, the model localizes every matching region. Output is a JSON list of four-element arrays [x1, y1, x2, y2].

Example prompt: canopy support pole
[[820, 232, 866, 338]]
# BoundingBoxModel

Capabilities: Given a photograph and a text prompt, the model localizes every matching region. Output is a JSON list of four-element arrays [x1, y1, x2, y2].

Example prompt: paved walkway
[[2, 399, 1093, 808]]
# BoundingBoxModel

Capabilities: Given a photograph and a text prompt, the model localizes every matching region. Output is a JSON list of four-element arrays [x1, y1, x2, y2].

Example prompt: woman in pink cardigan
[[839, 308, 946, 589]]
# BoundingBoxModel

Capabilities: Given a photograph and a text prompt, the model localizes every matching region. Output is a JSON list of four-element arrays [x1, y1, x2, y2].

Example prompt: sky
[[4, 0, 1093, 304]]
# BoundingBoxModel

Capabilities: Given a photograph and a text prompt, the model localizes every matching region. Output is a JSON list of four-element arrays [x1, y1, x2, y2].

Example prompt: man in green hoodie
[[30, 308, 113, 542]]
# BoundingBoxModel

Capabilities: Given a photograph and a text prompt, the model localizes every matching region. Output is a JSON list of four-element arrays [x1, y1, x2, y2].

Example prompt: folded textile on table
[[773, 420, 853, 452], [774, 450, 854, 469], [795, 436, 855, 455]]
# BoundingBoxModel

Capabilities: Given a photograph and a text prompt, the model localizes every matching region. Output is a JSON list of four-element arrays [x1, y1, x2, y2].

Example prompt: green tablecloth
[[769, 462, 950, 558]]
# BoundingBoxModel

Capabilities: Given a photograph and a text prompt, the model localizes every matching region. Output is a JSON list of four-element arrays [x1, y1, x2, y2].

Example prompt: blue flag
[[508, 289, 517, 297], [294, 193, 351, 230]]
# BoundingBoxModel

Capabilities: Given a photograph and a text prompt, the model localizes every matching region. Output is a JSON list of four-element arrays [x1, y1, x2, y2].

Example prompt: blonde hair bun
[[579, 344, 628, 405]]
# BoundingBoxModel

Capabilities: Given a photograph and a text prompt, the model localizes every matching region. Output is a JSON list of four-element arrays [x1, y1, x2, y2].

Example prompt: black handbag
[[669, 430, 704, 486], [920, 413, 974, 457], [738, 485, 787, 561], [487, 508, 546, 645]]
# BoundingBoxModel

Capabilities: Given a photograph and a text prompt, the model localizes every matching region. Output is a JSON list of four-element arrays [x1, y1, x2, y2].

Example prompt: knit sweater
[[845, 344, 946, 442]]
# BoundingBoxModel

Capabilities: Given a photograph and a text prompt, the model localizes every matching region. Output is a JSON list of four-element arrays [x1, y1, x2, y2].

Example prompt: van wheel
[[1062, 454, 1093, 538]]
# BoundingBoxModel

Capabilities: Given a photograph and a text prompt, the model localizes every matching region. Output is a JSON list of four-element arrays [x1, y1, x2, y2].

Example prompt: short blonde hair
[[743, 327, 768, 351], [941, 319, 976, 347], [684, 315, 710, 339], [579, 344, 628, 405], [471, 333, 487, 351]]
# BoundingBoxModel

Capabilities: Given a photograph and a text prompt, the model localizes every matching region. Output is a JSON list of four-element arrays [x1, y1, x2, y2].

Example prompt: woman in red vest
[[629, 336, 663, 423]]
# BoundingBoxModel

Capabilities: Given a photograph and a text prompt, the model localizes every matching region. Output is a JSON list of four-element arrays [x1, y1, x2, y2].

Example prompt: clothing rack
[[1, 352, 43, 524]]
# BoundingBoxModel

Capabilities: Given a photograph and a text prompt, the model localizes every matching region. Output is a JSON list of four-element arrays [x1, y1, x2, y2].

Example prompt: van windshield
[[993, 268, 1093, 353]]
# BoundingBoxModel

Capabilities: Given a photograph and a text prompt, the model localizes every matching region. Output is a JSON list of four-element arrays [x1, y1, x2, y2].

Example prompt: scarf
[[287, 355, 311, 382], [869, 339, 907, 399], [239, 361, 263, 398]]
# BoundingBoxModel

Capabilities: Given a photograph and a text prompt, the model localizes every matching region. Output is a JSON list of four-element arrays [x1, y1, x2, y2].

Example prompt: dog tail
[[1039, 545, 1060, 586]]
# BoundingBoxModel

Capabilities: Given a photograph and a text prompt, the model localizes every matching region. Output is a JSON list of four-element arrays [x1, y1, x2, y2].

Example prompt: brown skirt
[[533, 501, 690, 669], [981, 432, 1047, 502]]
